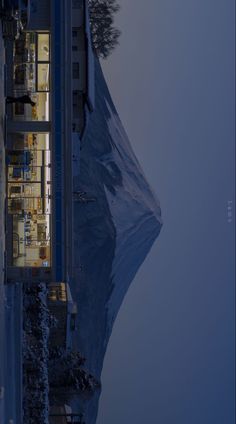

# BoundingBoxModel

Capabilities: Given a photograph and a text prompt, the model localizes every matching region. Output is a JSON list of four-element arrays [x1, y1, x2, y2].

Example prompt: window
[[72, 45, 78, 51], [6, 133, 51, 267], [73, 90, 79, 119], [73, 62, 80, 79], [36, 33, 50, 92], [73, 90, 79, 106], [72, 91, 83, 121], [72, 30, 78, 38], [37, 33, 50, 61], [12, 32, 50, 121], [37, 63, 50, 91], [72, 0, 82, 8]]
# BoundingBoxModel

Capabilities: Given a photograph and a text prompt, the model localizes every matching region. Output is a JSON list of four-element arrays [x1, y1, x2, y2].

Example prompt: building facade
[[5, 0, 94, 285], [48, 281, 77, 349]]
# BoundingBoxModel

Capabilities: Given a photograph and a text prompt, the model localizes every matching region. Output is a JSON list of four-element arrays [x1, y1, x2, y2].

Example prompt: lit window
[[6, 133, 51, 267], [37, 63, 50, 91], [37, 34, 50, 62]]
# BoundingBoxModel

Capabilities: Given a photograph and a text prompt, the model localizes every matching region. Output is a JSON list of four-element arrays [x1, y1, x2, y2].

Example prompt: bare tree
[[88, 0, 121, 59]]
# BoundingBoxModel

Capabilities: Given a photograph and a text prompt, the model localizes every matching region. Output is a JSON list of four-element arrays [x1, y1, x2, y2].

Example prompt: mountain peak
[[72, 59, 162, 423]]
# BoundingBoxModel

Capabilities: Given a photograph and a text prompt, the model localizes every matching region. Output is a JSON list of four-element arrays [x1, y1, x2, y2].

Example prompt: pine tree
[[49, 349, 100, 403]]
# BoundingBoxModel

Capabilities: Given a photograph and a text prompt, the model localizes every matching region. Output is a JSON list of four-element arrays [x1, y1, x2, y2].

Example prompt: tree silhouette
[[88, 0, 121, 59], [49, 349, 101, 404]]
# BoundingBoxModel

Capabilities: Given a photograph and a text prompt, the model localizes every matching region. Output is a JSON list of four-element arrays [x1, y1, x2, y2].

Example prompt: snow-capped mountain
[[72, 58, 162, 423]]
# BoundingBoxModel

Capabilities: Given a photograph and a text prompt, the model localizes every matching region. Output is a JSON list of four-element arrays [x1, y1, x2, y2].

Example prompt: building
[[5, 0, 94, 285], [49, 404, 84, 424], [48, 282, 78, 349], [3, 2, 94, 421]]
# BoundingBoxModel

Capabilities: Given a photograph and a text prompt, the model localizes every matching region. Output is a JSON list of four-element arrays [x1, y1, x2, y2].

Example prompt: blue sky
[[97, 1, 235, 423]]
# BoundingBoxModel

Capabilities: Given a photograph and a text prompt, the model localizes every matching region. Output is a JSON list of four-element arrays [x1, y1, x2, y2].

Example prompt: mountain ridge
[[72, 58, 162, 423]]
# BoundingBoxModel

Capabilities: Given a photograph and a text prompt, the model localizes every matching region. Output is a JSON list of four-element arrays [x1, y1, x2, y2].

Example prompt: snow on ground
[[0, 21, 6, 423], [4, 283, 23, 424], [0, 23, 23, 424], [23, 284, 49, 424]]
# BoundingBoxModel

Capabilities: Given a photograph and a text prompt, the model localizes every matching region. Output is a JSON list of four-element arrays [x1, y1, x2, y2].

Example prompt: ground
[[0, 18, 6, 422], [0, 23, 22, 424]]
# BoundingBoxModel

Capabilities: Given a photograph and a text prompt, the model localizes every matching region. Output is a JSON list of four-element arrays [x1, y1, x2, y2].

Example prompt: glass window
[[12, 32, 50, 121], [6, 133, 51, 268], [14, 32, 36, 64], [12, 91, 50, 121], [73, 62, 80, 79], [10, 212, 51, 267], [14, 64, 26, 85], [37, 63, 50, 91], [8, 165, 42, 182], [8, 133, 50, 151], [8, 182, 42, 198], [37, 34, 50, 62], [14, 63, 36, 91], [32, 92, 50, 121]]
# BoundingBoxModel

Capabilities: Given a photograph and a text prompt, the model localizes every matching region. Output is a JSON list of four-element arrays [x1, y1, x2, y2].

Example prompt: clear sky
[[97, 1, 235, 423]]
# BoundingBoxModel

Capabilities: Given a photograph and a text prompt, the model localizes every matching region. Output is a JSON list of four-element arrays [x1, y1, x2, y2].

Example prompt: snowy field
[[0, 21, 6, 422]]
